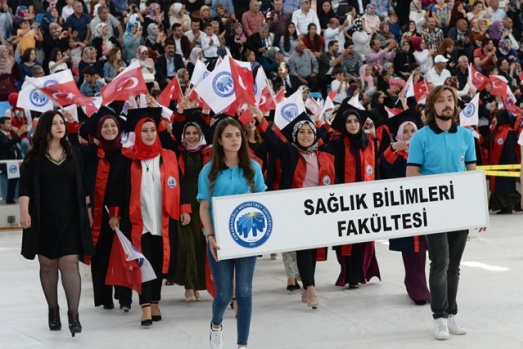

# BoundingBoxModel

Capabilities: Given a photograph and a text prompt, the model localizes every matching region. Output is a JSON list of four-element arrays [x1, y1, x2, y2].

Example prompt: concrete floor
[[1, 211, 522, 349]]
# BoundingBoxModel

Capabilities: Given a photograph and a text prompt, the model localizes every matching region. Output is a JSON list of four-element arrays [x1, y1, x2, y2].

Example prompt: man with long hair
[[406, 86, 478, 340]]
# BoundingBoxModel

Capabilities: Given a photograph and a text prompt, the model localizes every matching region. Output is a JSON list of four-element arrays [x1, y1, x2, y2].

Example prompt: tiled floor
[[1, 211, 522, 349]]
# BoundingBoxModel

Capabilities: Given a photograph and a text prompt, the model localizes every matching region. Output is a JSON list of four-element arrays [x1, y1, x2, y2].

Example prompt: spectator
[[267, 0, 290, 48], [488, 0, 506, 22], [171, 23, 191, 60], [61, 0, 75, 22], [318, 1, 336, 34], [186, 47, 204, 76], [470, 19, 487, 48], [41, 5, 63, 35], [448, 19, 473, 62], [375, 22, 396, 49], [48, 48, 69, 74], [200, 22, 220, 68], [411, 36, 434, 75], [212, 0, 235, 20], [365, 38, 396, 71], [291, 0, 320, 36], [19, 48, 41, 82], [185, 21, 203, 50], [242, 0, 265, 37], [288, 40, 319, 92], [351, 17, 371, 61], [103, 47, 126, 83], [168, 3, 191, 33], [340, 40, 363, 80], [449, 1, 467, 29], [199, 5, 213, 28], [0, 115, 23, 204], [437, 38, 456, 70], [466, 1, 491, 23], [452, 55, 469, 90], [244, 49, 260, 71], [409, 0, 427, 33], [89, 5, 123, 44], [17, 19, 43, 57], [91, 22, 120, 61], [422, 16, 444, 53], [330, 68, 348, 103], [359, 63, 375, 92], [246, 23, 275, 63], [497, 39, 521, 65], [77, 46, 102, 87], [318, 40, 343, 96], [473, 38, 497, 73], [394, 40, 416, 79], [64, 1, 91, 43], [154, 39, 184, 90], [273, 61, 300, 97], [279, 22, 299, 61], [430, 0, 451, 36], [323, 17, 348, 53], [301, 23, 323, 59], [262, 46, 285, 77], [497, 57, 519, 87], [0, 45, 19, 101], [388, 13, 402, 43], [402, 20, 419, 41], [227, 22, 247, 61], [144, 23, 166, 57], [502, 17, 520, 52], [122, 20, 143, 65], [142, 3, 163, 38], [488, 21, 504, 43], [79, 66, 104, 97], [362, 4, 380, 34], [283, 0, 301, 14], [426, 55, 451, 87]]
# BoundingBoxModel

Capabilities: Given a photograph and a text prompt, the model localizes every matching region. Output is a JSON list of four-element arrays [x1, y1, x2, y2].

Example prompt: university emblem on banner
[[281, 103, 298, 122], [229, 201, 273, 248], [8, 165, 17, 174], [463, 103, 475, 118], [322, 175, 331, 185], [212, 72, 234, 98]]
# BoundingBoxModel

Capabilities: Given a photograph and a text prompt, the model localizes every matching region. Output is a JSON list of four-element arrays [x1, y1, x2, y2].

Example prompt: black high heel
[[48, 307, 61, 331], [67, 311, 82, 337], [141, 304, 153, 327], [151, 301, 162, 322]]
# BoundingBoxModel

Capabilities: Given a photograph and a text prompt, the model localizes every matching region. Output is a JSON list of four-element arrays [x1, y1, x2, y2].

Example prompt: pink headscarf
[[396, 121, 418, 153], [359, 64, 374, 91]]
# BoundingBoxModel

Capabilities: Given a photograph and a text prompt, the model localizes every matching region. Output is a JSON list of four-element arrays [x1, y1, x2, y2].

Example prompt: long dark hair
[[208, 118, 255, 195], [306, 23, 322, 51], [283, 22, 298, 52], [23, 110, 73, 167]]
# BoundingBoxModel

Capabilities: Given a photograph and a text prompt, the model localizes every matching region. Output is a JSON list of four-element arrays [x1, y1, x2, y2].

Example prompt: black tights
[[38, 255, 81, 313]]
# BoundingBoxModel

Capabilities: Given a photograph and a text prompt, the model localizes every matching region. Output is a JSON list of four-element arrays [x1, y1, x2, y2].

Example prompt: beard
[[435, 114, 453, 121]]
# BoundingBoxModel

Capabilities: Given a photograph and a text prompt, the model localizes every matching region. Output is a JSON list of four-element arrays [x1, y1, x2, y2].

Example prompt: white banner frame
[[212, 171, 489, 260]]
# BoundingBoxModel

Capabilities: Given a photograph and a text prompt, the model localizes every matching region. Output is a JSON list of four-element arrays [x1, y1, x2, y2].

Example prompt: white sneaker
[[448, 315, 467, 335], [434, 318, 450, 340], [209, 324, 223, 349]]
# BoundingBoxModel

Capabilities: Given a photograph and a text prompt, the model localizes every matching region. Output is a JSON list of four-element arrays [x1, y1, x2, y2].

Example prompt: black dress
[[37, 157, 83, 259]]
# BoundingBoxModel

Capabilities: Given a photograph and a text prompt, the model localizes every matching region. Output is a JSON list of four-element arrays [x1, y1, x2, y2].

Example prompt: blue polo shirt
[[407, 123, 476, 175], [64, 12, 90, 41]]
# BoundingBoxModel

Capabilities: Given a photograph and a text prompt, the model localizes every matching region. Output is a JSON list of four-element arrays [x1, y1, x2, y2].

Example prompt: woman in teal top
[[198, 118, 267, 349]]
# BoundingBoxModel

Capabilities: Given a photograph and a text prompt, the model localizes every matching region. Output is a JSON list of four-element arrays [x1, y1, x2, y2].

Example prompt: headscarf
[[124, 20, 138, 36], [200, 5, 211, 19], [137, 45, 149, 61], [292, 120, 318, 152], [343, 110, 369, 150], [146, 23, 158, 44], [181, 122, 207, 152], [410, 36, 423, 52], [96, 115, 122, 152], [410, 1, 422, 13], [96, 23, 108, 38], [353, 17, 364, 32], [189, 47, 202, 65], [82, 46, 97, 63], [16, 5, 27, 19], [365, 4, 377, 17], [265, 47, 280, 62], [499, 38, 510, 55], [146, 3, 161, 22], [170, 3, 182, 17], [0, 45, 15, 75], [359, 64, 374, 90], [395, 121, 417, 153], [488, 21, 503, 41], [123, 118, 161, 160]]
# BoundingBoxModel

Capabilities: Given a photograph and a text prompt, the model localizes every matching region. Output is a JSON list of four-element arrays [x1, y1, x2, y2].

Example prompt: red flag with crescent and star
[[468, 64, 489, 91], [27, 70, 95, 107], [413, 79, 430, 103], [489, 75, 509, 98], [100, 61, 149, 105], [157, 75, 184, 107]]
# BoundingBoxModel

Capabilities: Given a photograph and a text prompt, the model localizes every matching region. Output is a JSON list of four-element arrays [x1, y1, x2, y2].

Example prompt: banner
[[212, 171, 489, 260], [6, 161, 20, 179]]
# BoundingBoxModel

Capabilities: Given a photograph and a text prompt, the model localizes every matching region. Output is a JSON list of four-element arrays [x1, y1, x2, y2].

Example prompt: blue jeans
[[207, 246, 256, 346], [425, 230, 469, 319]]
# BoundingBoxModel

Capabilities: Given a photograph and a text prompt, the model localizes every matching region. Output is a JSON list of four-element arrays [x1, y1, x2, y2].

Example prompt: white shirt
[[323, 27, 344, 52], [201, 33, 220, 58], [184, 30, 204, 48], [291, 9, 320, 36], [140, 155, 162, 236], [425, 67, 451, 87], [61, 5, 74, 22]]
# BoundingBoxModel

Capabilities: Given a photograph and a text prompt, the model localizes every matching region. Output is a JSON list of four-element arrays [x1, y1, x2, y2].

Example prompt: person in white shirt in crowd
[[323, 17, 349, 53], [61, 0, 75, 22], [488, 0, 506, 22], [291, 0, 320, 36], [426, 55, 452, 87], [200, 22, 220, 69], [330, 68, 349, 104], [351, 17, 371, 61], [185, 21, 204, 50], [362, 3, 380, 34], [89, 5, 123, 45], [502, 16, 520, 52]]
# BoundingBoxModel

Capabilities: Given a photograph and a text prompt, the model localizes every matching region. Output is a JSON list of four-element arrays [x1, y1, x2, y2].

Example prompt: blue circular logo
[[167, 175, 177, 188], [43, 79, 58, 87], [463, 103, 475, 118], [8, 165, 17, 174], [322, 175, 331, 186], [212, 72, 234, 98], [281, 103, 298, 122], [29, 88, 49, 107], [229, 201, 273, 248]]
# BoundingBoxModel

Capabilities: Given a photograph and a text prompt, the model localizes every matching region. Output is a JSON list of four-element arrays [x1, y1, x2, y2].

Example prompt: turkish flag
[[238, 108, 255, 125], [502, 85, 519, 114], [230, 57, 256, 106], [27, 70, 95, 107], [254, 68, 276, 112], [157, 75, 183, 107], [489, 75, 508, 98], [413, 79, 430, 102], [105, 234, 143, 294], [189, 89, 211, 109], [100, 61, 149, 105], [274, 88, 286, 104], [468, 64, 489, 91]]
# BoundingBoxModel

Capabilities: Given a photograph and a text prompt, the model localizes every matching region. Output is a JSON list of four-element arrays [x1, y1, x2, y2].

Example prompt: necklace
[[46, 149, 66, 165], [144, 159, 154, 182]]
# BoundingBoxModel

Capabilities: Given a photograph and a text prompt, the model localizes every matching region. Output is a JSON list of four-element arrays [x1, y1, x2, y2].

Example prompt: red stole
[[341, 137, 376, 256], [489, 125, 512, 192], [129, 148, 190, 273]]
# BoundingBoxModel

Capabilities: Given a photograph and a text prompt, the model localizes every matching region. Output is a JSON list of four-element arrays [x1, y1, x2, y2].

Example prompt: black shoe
[[67, 311, 82, 337], [414, 300, 427, 305], [103, 302, 114, 310], [152, 314, 162, 322], [141, 319, 153, 327], [48, 307, 61, 331], [120, 304, 131, 312], [497, 208, 513, 215]]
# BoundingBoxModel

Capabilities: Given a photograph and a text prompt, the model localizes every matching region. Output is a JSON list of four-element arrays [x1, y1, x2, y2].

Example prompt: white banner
[[213, 171, 489, 260], [6, 161, 20, 179]]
